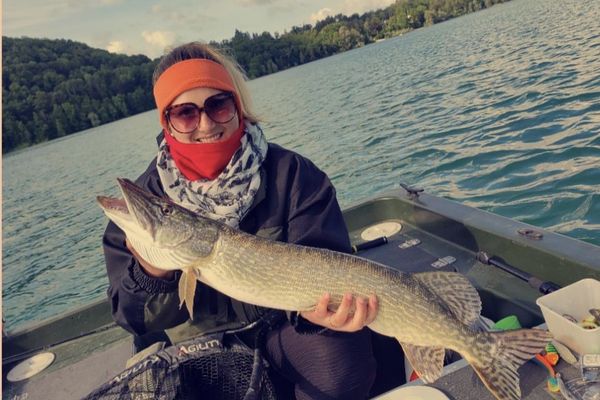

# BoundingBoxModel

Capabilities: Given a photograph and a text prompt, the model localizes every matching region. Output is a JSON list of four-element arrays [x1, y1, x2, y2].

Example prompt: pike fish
[[98, 178, 552, 400]]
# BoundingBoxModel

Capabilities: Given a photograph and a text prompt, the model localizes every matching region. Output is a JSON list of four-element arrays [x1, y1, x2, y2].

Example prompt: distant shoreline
[[2, 0, 511, 154]]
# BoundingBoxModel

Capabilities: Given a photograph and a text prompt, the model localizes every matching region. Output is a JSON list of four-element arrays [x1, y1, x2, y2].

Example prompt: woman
[[103, 41, 378, 399]]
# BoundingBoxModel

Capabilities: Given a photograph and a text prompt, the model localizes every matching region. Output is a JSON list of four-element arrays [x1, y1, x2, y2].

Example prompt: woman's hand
[[300, 292, 378, 332], [125, 238, 175, 279]]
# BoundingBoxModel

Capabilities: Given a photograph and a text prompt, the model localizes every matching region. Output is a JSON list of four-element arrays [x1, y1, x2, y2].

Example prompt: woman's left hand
[[300, 292, 378, 332]]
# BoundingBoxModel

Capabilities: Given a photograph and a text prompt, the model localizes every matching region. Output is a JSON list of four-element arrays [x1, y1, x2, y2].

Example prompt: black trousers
[[264, 321, 377, 400]]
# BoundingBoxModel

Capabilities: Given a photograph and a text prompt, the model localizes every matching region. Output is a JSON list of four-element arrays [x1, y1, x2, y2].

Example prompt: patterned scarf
[[157, 122, 268, 228]]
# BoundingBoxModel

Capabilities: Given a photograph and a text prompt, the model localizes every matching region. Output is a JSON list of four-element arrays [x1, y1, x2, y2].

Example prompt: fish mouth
[[97, 195, 129, 215], [98, 178, 196, 271], [97, 195, 132, 225], [96, 178, 157, 240]]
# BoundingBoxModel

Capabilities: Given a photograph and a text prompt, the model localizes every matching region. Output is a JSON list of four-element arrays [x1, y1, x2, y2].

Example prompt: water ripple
[[3, 0, 600, 331]]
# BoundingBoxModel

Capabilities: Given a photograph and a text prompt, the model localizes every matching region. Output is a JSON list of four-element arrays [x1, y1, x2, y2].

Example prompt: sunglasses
[[165, 92, 237, 133]]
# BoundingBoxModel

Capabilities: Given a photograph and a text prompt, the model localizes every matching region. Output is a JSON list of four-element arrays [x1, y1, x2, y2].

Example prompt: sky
[[2, 0, 396, 59]]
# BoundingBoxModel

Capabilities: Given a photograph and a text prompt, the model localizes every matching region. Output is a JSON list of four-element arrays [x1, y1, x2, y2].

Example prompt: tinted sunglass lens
[[205, 95, 236, 123], [170, 105, 199, 133]]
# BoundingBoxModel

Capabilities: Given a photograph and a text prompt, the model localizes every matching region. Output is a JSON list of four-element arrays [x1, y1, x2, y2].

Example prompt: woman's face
[[167, 87, 240, 144]]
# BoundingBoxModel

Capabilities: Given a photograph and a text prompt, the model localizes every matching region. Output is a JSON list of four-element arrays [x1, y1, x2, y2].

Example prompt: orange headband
[[153, 59, 242, 130]]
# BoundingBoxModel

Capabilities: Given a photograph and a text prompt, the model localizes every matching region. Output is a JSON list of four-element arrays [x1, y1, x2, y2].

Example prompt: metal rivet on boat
[[517, 228, 543, 240], [431, 256, 456, 269], [399, 238, 421, 249], [361, 222, 402, 241], [6, 352, 55, 382]]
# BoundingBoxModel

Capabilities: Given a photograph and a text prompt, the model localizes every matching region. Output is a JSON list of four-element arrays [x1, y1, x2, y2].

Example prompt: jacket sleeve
[[286, 156, 352, 253], [103, 165, 188, 336]]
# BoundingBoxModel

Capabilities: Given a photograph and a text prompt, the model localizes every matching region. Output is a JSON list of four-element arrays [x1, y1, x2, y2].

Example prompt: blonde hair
[[153, 42, 260, 124]]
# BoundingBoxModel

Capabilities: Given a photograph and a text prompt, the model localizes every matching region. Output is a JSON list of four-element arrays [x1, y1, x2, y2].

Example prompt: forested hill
[[2, 0, 509, 153], [2, 38, 157, 153]]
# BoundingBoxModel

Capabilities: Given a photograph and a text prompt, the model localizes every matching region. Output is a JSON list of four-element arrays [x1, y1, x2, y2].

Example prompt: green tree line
[[2, 37, 157, 153], [2, 0, 508, 153]]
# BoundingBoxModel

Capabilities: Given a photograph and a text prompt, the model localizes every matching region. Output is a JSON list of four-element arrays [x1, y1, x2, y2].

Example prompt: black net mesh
[[83, 333, 277, 400]]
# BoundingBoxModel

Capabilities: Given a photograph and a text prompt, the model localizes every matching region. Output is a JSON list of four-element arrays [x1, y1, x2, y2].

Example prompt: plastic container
[[536, 278, 600, 356]]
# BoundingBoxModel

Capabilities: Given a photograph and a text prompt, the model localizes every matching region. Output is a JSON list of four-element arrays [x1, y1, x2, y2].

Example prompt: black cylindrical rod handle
[[352, 236, 388, 253]]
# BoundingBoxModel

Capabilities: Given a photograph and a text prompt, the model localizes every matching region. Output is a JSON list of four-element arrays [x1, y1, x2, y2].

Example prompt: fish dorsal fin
[[414, 271, 481, 326], [178, 267, 199, 319], [400, 342, 445, 383]]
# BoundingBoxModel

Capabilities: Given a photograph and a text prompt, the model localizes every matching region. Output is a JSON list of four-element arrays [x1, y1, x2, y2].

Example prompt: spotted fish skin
[[97, 178, 552, 400]]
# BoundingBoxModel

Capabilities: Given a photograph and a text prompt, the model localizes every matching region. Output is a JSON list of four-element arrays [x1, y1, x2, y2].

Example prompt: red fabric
[[163, 124, 244, 181]]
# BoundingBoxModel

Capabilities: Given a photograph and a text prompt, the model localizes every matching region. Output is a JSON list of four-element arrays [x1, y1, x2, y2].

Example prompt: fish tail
[[467, 328, 552, 400]]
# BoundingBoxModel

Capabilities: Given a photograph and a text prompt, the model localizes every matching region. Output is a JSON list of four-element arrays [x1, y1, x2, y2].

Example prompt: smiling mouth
[[194, 132, 223, 143]]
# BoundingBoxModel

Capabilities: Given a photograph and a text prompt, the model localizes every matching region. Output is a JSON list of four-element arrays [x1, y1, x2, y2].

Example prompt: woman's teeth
[[195, 132, 223, 143]]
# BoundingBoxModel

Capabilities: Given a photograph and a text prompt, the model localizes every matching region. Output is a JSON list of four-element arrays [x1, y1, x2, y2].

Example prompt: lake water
[[3, 0, 600, 331]]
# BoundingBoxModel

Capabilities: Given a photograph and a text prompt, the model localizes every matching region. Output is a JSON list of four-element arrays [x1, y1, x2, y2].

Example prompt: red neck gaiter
[[163, 123, 244, 181]]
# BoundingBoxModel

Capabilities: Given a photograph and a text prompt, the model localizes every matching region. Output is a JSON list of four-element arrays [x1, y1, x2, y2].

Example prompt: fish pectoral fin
[[178, 268, 198, 319], [413, 271, 481, 327], [400, 342, 445, 383]]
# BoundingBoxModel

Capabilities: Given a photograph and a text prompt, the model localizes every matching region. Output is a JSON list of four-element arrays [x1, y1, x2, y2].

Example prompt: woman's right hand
[[300, 292, 378, 332], [125, 238, 175, 279]]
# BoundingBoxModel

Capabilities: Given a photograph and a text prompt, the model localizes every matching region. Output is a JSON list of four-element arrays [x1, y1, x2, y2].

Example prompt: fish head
[[97, 178, 219, 270]]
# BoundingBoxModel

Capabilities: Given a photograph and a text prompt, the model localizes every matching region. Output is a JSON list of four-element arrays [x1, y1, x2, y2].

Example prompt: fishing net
[[82, 331, 277, 400]]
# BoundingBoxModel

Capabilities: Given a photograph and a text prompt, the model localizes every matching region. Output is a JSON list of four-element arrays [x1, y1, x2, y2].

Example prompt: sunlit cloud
[[142, 30, 176, 49], [340, 0, 395, 14], [309, 0, 395, 25], [310, 8, 334, 24], [106, 40, 128, 54]]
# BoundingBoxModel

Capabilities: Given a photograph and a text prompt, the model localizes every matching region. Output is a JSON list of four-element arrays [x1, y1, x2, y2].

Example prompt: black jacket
[[103, 141, 351, 342]]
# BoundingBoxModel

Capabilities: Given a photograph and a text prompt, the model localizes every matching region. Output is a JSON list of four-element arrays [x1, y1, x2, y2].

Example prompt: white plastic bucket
[[536, 278, 600, 356]]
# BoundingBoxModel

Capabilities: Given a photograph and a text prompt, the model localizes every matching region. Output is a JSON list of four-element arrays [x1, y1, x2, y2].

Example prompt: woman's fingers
[[299, 292, 379, 332], [365, 294, 378, 325], [348, 296, 368, 330], [313, 292, 330, 319], [330, 292, 353, 327]]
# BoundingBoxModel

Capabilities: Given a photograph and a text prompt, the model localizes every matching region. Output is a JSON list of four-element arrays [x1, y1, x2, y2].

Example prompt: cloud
[[4, 0, 127, 33], [150, 4, 215, 26], [309, 0, 395, 25], [142, 30, 176, 49], [340, 0, 395, 15], [310, 8, 334, 24], [106, 40, 128, 54], [235, 0, 276, 6], [65, 0, 124, 11]]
